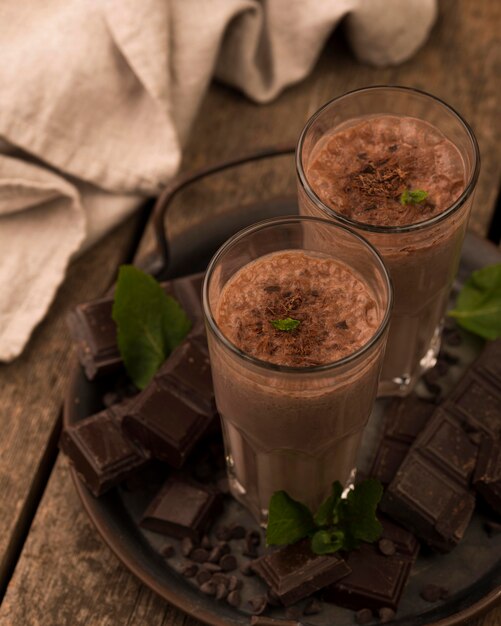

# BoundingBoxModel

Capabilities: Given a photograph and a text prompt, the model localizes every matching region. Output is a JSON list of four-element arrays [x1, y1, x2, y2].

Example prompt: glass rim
[[202, 215, 393, 374], [296, 85, 481, 234]]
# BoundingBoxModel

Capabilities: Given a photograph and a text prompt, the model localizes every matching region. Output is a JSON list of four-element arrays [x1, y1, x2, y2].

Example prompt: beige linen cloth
[[0, 0, 436, 361]]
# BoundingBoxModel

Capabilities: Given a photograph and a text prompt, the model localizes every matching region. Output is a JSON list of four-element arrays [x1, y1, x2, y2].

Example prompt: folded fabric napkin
[[0, 0, 437, 361]]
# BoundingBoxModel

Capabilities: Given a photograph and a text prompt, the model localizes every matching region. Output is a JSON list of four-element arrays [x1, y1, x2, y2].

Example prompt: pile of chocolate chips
[[63, 272, 501, 623]]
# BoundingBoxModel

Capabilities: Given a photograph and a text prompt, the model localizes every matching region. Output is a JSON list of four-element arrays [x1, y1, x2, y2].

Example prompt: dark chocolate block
[[446, 372, 501, 436], [140, 478, 222, 540], [68, 272, 205, 380], [324, 516, 418, 612], [156, 339, 214, 413], [414, 409, 479, 486], [122, 380, 215, 468], [380, 454, 475, 552], [473, 437, 501, 515], [60, 407, 150, 497], [252, 539, 350, 606], [472, 339, 501, 388]]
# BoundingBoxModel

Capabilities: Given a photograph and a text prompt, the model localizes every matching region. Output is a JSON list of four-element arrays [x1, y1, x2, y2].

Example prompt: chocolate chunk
[[420, 584, 449, 602], [248, 595, 268, 615], [335, 320, 349, 330], [161, 544, 175, 558], [181, 564, 198, 577], [378, 539, 396, 556], [473, 437, 501, 514], [122, 380, 214, 469], [191, 548, 210, 563], [67, 274, 204, 380], [196, 569, 212, 585], [156, 339, 215, 413], [252, 539, 350, 606], [378, 607, 396, 623], [388, 144, 398, 153], [200, 581, 217, 595], [60, 407, 150, 497], [140, 478, 222, 541], [355, 608, 373, 624], [227, 590, 242, 607], [220, 554, 237, 572], [303, 598, 322, 615], [446, 373, 501, 436], [381, 453, 475, 552]]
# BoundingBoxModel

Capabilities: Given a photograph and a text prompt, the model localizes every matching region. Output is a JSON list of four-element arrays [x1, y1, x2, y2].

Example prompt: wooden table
[[1, 2, 500, 624]]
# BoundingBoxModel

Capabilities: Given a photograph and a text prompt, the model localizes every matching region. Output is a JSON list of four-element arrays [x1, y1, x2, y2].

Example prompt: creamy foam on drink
[[216, 250, 378, 367], [306, 115, 466, 226], [210, 250, 385, 520]]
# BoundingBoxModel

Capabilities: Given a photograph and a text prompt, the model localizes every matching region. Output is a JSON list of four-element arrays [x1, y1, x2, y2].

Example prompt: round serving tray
[[64, 157, 501, 626]]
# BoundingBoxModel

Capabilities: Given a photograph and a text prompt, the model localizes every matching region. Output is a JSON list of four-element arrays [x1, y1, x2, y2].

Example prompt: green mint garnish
[[400, 189, 429, 205], [266, 479, 383, 555], [112, 265, 192, 389], [448, 264, 501, 340], [271, 317, 301, 331]]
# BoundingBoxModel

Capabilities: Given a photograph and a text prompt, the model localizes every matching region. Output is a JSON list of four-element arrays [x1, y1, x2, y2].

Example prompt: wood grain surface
[[1, 0, 500, 624]]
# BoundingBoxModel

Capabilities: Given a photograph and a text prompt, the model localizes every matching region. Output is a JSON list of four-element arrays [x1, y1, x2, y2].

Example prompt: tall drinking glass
[[296, 86, 480, 396], [203, 216, 392, 524]]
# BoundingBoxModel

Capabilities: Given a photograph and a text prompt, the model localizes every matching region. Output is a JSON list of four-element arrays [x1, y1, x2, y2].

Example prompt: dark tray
[[64, 151, 501, 626]]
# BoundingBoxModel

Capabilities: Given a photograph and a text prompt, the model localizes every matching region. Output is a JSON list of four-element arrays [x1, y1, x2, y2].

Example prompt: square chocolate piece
[[473, 436, 501, 515], [384, 396, 435, 443], [122, 379, 214, 468], [140, 478, 222, 540], [252, 539, 350, 606], [446, 373, 501, 436], [60, 409, 150, 496]]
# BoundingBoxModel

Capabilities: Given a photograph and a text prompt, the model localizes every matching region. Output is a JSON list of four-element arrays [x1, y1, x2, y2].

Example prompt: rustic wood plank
[[0, 212, 143, 593], [1, 1, 500, 624]]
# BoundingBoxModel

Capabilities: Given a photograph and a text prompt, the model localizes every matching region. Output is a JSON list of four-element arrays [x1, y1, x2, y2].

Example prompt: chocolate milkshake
[[203, 218, 392, 523], [297, 87, 479, 395]]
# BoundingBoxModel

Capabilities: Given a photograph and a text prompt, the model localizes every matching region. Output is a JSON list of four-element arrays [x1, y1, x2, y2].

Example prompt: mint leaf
[[271, 317, 301, 331], [448, 264, 501, 340], [266, 491, 316, 546], [311, 529, 345, 555], [112, 266, 191, 389], [314, 481, 343, 527], [341, 479, 383, 545], [400, 189, 428, 205]]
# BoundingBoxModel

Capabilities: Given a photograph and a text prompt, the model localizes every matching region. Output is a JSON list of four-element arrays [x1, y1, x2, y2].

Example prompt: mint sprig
[[271, 317, 301, 331], [266, 479, 383, 555], [448, 264, 501, 340], [400, 189, 428, 205], [112, 266, 192, 389]]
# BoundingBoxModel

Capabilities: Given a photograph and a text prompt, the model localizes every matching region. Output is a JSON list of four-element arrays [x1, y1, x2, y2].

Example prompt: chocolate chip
[[303, 598, 322, 615], [335, 320, 349, 330], [216, 526, 232, 541], [485, 520, 501, 536], [229, 524, 246, 539], [264, 285, 280, 293], [285, 606, 302, 620], [200, 580, 217, 595], [220, 554, 237, 571], [201, 535, 212, 550], [196, 569, 212, 585], [355, 608, 373, 624], [379, 607, 395, 623], [191, 548, 210, 563], [215, 583, 228, 601], [420, 584, 449, 602], [161, 544, 175, 558], [181, 537, 195, 557], [360, 164, 375, 174], [228, 575, 243, 592], [227, 590, 241, 607], [248, 595, 267, 615], [181, 564, 198, 578], [378, 538, 396, 556], [388, 144, 398, 153], [240, 561, 256, 576]]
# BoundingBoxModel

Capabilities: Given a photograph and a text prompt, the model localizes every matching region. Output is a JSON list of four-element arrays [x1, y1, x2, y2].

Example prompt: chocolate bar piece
[[122, 379, 215, 468], [156, 339, 215, 413], [414, 409, 478, 486], [446, 372, 501, 436], [473, 437, 501, 515], [380, 453, 475, 552], [370, 396, 434, 485], [60, 405, 150, 496], [324, 517, 418, 612], [68, 272, 205, 380], [140, 478, 222, 540], [472, 339, 501, 388], [252, 539, 350, 606]]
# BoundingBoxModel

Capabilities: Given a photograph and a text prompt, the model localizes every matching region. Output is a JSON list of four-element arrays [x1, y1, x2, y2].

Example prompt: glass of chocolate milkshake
[[297, 86, 480, 396], [203, 216, 392, 524]]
